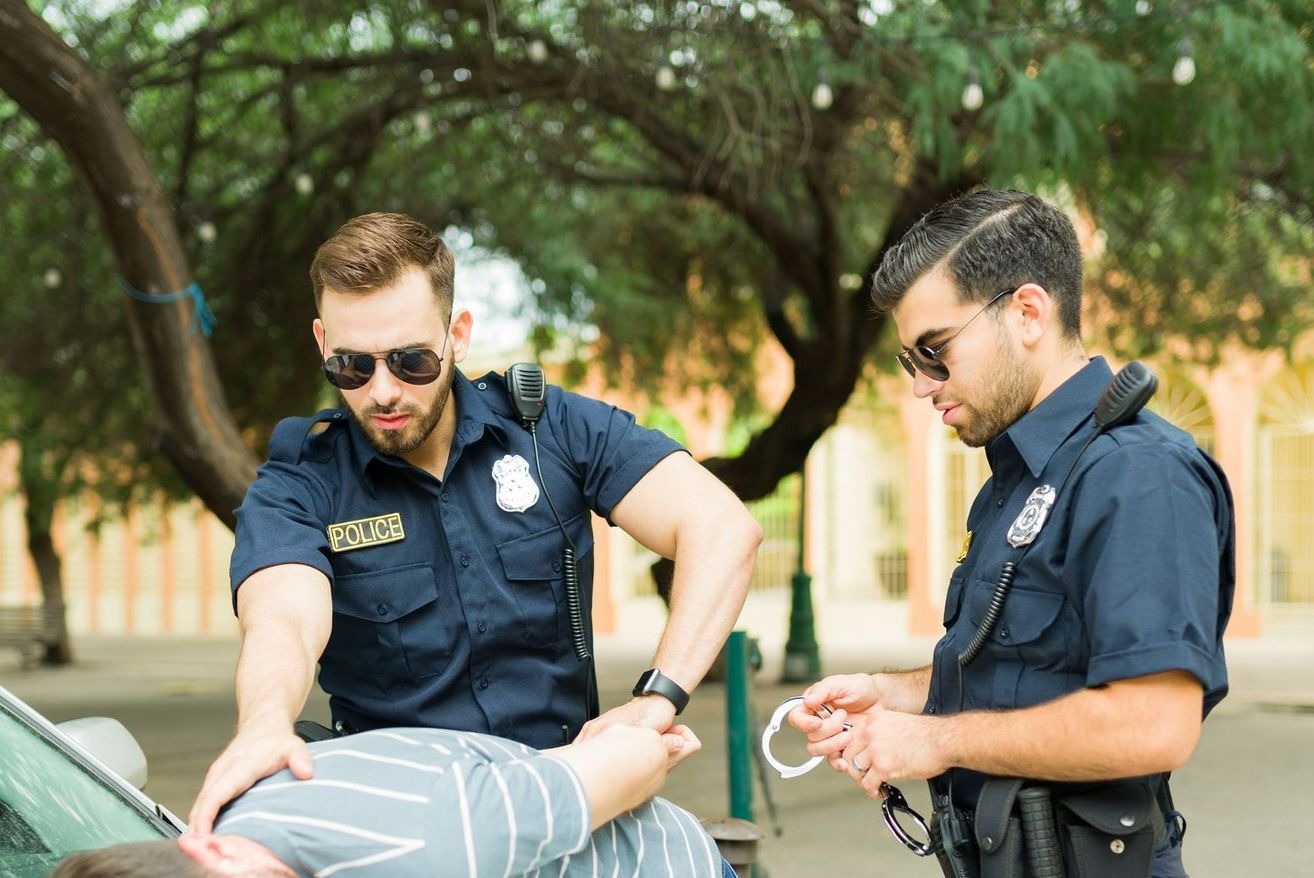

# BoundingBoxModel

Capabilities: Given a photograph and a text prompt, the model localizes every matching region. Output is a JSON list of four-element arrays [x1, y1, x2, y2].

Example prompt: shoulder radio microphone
[[504, 364, 593, 674]]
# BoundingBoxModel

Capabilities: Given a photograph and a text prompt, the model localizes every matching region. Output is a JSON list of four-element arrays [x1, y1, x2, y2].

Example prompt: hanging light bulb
[[961, 68, 984, 111], [197, 221, 217, 243], [655, 64, 677, 91], [811, 74, 834, 110], [1172, 39, 1196, 85], [294, 173, 315, 196], [43, 267, 62, 289], [527, 39, 548, 64]]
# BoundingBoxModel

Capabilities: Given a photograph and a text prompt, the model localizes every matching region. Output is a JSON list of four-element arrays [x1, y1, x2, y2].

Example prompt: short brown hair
[[310, 212, 456, 316], [52, 840, 213, 878]]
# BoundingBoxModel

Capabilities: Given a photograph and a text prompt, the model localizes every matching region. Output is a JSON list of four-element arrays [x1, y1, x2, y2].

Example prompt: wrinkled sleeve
[[546, 388, 686, 520], [1068, 443, 1224, 692], [228, 461, 334, 609]]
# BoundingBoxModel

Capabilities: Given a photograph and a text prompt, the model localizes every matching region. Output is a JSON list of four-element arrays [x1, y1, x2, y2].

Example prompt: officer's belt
[[933, 776, 1175, 878]]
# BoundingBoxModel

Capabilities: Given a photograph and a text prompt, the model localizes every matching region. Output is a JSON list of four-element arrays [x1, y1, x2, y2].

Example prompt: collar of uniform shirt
[[990, 356, 1115, 479], [344, 368, 513, 477]]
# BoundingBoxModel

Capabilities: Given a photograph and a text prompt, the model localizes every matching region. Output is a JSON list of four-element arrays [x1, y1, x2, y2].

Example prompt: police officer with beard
[[792, 189, 1233, 878]]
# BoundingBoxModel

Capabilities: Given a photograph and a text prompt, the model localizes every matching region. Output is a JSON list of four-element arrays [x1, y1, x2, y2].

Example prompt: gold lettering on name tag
[[328, 513, 405, 552]]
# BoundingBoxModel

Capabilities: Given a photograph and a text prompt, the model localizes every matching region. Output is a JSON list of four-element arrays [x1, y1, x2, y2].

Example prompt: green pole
[[725, 629, 755, 823], [782, 467, 821, 682]]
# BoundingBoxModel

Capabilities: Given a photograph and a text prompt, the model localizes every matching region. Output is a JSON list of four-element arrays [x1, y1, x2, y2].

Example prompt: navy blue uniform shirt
[[927, 357, 1235, 810], [230, 370, 684, 749]]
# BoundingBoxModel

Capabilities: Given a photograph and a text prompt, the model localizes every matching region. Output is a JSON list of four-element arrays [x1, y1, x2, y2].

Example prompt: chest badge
[[327, 512, 405, 553], [492, 454, 540, 513], [956, 531, 973, 563], [1007, 485, 1056, 548]]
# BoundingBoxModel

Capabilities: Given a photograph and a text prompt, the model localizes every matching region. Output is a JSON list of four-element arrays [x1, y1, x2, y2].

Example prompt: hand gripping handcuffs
[[761, 695, 934, 857]]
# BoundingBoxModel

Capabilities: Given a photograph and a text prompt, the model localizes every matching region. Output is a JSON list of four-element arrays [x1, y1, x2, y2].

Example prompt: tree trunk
[[0, 0, 257, 528], [17, 441, 72, 665]]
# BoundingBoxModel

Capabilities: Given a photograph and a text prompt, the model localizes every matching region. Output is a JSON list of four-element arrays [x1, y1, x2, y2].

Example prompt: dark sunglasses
[[322, 347, 444, 390], [896, 287, 1017, 381]]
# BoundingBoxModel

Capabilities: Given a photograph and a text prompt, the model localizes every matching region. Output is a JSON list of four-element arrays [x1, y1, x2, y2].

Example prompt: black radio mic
[[506, 363, 547, 425], [1095, 360, 1158, 432]]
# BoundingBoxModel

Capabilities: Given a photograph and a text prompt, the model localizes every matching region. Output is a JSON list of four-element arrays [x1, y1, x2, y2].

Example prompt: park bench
[[0, 605, 60, 668]]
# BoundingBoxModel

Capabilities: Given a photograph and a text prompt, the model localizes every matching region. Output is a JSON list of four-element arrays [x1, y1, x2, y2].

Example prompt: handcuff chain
[[761, 695, 935, 857]]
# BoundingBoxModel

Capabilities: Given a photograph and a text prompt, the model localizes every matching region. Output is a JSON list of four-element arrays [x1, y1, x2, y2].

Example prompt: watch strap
[[632, 668, 690, 715]]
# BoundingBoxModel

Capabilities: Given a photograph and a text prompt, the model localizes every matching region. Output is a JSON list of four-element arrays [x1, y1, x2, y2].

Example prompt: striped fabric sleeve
[[423, 741, 591, 877]]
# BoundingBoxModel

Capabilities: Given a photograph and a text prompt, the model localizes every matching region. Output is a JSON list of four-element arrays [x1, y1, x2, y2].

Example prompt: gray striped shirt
[[215, 728, 721, 877]]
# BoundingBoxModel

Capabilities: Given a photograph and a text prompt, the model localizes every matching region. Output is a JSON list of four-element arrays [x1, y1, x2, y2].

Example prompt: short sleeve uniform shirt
[[229, 370, 684, 748], [926, 358, 1235, 808]]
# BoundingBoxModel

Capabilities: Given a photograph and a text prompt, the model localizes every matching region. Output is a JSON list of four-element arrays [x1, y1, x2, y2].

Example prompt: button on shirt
[[230, 371, 684, 749], [926, 357, 1235, 808]]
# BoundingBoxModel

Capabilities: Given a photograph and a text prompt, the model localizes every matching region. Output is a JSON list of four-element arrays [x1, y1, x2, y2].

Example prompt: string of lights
[[622, 0, 1231, 108]]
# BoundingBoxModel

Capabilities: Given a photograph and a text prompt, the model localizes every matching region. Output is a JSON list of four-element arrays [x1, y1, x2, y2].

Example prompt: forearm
[[653, 510, 761, 690], [233, 615, 319, 732], [873, 665, 932, 714], [548, 729, 667, 829], [231, 564, 331, 734], [936, 672, 1203, 781]]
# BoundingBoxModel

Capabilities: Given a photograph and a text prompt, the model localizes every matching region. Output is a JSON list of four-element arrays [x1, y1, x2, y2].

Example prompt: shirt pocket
[[963, 580, 1070, 708], [496, 515, 594, 649], [327, 563, 453, 684]]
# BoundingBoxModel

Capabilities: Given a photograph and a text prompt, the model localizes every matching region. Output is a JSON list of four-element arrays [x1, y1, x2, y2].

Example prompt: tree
[[1, 0, 1311, 530]]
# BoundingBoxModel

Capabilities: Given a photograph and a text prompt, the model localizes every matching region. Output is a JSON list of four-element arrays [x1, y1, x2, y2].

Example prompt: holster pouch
[[974, 779, 1025, 878], [1055, 784, 1163, 878], [965, 779, 1163, 878]]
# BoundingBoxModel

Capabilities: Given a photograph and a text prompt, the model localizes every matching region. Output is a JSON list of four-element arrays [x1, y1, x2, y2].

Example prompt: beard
[[952, 333, 1039, 448], [348, 368, 456, 458]]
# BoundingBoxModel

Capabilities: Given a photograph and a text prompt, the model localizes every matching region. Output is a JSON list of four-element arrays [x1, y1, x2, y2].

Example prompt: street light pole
[[781, 465, 821, 682]]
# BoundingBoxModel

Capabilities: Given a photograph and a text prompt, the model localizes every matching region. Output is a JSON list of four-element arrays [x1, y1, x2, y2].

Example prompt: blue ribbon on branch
[[117, 275, 217, 337]]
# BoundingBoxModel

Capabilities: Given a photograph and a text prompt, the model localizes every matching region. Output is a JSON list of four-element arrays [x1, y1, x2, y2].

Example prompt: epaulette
[[268, 409, 347, 464]]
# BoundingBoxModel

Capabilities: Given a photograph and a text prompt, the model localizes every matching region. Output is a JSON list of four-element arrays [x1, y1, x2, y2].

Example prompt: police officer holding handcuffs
[[786, 190, 1234, 878], [188, 212, 763, 834]]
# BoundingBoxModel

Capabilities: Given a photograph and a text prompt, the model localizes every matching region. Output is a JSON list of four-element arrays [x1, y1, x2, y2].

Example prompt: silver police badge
[[492, 454, 540, 513], [1007, 485, 1056, 548]]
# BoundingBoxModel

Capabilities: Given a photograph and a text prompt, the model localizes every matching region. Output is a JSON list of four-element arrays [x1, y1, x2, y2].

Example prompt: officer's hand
[[187, 728, 314, 834], [578, 696, 678, 741], [801, 673, 881, 716], [841, 707, 949, 799], [660, 724, 701, 773]]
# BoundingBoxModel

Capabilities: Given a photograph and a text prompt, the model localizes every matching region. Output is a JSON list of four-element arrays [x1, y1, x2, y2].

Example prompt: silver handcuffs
[[760, 695, 935, 857], [760, 695, 849, 779]]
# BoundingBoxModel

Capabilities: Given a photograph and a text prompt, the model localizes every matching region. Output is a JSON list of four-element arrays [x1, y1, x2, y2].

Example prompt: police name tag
[[1007, 485, 1056, 548], [328, 513, 406, 552]]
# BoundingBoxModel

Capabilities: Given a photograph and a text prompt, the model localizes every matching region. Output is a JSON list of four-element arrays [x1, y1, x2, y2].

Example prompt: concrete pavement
[[2, 599, 1311, 876]]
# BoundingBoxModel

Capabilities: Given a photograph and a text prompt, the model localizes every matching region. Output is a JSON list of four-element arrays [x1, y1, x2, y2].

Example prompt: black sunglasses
[[322, 347, 444, 390], [896, 287, 1016, 381]]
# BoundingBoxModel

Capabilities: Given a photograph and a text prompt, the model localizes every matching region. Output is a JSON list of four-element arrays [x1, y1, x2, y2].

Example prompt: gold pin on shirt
[[957, 530, 973, 563]]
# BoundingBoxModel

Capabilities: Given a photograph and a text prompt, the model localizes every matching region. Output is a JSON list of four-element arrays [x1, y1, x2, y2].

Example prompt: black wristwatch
[[632, 668, 690, 715]]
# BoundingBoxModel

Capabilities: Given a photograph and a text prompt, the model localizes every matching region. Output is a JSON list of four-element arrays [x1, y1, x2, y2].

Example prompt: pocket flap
[[1059, 785, 1155, 836], [332, 563, 436, 622], [968, 583, 1064, 646], [497, 517, 594, 581]]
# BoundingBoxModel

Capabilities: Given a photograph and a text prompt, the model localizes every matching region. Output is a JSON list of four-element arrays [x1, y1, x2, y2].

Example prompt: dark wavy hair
[[870, 188, 1083, 339]]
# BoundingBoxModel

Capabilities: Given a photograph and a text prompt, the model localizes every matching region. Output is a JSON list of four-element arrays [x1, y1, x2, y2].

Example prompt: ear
[[448, 308, 474, 365], [1011, 283, 1054, 348], [177, 833, 223, 866], [312, 317, 327, 356]]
